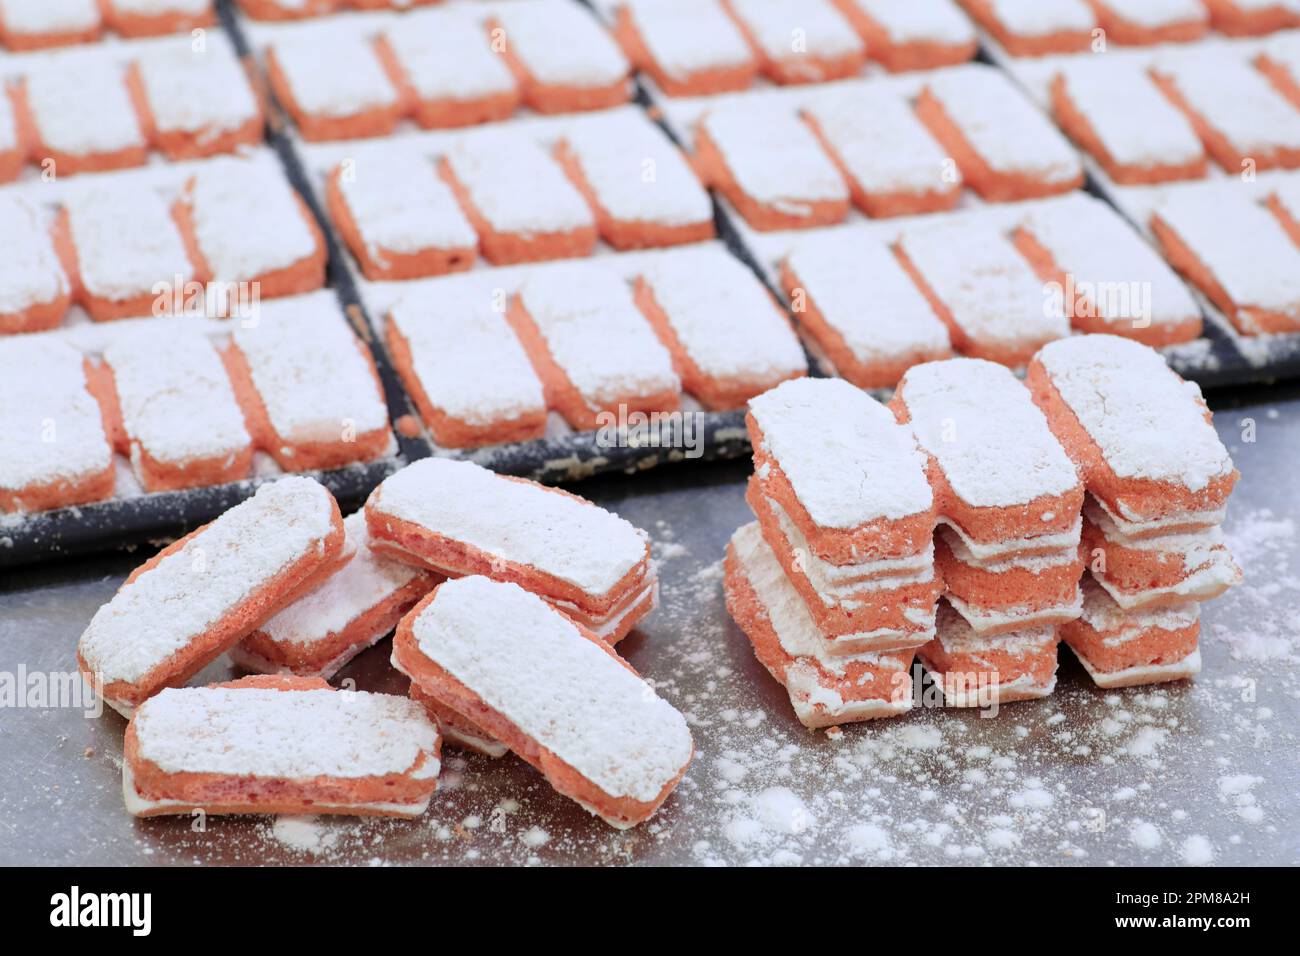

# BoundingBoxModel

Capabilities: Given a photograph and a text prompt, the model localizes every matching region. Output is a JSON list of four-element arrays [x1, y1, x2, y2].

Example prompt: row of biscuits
[[76, 461, 692, 828], [301, 108, 716, 276], [0, 34, 263, 181], [375, 246, 809, 448], [0, 0, 213, 49], [724, 334, 1241, 726], [670, 64, 1084, 233], [0, 153, 324, 334], [248, 1, 634, 140], [0, 291, 392, 513], [961, 0, 1300, 56]]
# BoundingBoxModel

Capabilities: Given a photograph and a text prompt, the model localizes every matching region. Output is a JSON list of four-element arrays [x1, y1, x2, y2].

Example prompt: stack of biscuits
[[724, 377, 942, 727]]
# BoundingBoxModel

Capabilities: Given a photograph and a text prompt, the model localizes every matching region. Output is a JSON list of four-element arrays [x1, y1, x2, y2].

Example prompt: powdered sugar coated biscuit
[[105, 0, 213, 37], [20, 60, 147, 173], [919, 601, 1058, 706], [124, 678, 440, 817], [0, 196, 70, 333], [613, 0, 756, 96], [367, 458, 649, 604], [781, 234, 950, 389], [749, 377, 933, 532], [896, 218, 1070, 366], [802, 85, 962, 217], [1061, 577, 1200, 686], [102, 328, 252, 491], [78, 477, 344, 713], [385, 282, 546, 447], [635, 246, 806, 409], [1203, 0, 1300, 36], [1086, 0, 1207, 44], [837, 0, 976, 71], [0, 336, 113, 512], [0, 0, 100, 49], [961, 0, 1094, 55], [394, 575, 692, 828], [724, 0, 865, 84]]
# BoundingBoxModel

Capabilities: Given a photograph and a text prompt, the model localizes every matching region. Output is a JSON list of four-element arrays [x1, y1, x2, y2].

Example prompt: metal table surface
[[2, 385, 1297, 867]]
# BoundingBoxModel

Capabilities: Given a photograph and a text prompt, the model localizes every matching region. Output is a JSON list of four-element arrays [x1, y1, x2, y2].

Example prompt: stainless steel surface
[[2, 388, 1297, 867]]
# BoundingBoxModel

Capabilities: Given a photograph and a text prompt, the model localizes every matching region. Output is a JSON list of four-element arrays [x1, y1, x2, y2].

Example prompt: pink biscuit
[[0, 195, 70, 334]]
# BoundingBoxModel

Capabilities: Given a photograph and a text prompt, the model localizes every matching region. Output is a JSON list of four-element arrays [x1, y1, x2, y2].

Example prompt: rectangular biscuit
[[695, 103, 849, 231], [102, 328, 253, 492], [1014, 193, 1203, 346], [20, 61, 147, 174], [77, 476, 348, 715], [103, 1, 214, 38], [378, 8, 519, 129], [724, 0, 865, 84], [440, 129, 596, 264], [123, 676, 441, 817], [958, 0, 1094, 56], [491, 0, 630, 114], [127, 36, 261, 160], [892, 357, 1083, 549], [508, 262, 680, 430], [233, 511, 437, 679], [747, 377, 935, 565], [0, 195, 70, 334], [1049, 60, 1206, 185], [724, 522, 914, 726], [0, 0, 100, 50], [835, 0, 977, 72], [634, 245, 807, 410], [366, 458, 654, 642], [915, 65, 1082, 201], [1150, 186, 1300, 334], [780, 233, 951, 389], [1086, 0, 1207, 44], [1028, 334, 1237, 537], [392, 575, 693, 829], [555, 110, 714, 250], [895, 219, 1070, 366], [326, 151, 477, 281], [918, 601, 1059, 707], [226, 292, 391, 472], [801, 85, 962, 217], [612, 0, 756, 96], [0, 336, 114, 513]]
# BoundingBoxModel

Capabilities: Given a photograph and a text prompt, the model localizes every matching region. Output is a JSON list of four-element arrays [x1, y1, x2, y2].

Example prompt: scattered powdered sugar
[[270, 816, 340, 855]]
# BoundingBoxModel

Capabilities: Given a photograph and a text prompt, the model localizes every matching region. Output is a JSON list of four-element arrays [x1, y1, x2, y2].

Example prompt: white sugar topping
[[804, 85, 956, 196], [901, 358, 1078, 509], [135, 38, 259, 139], [115, 0, 209, 13], [1055, 60, 1203, 169], [1154, 50, 1300, 156], [622, 0, 753, 77], [561, 112, 711, 228], [133, 685, 437, 779], [104, 328, 250, 468], [1153, 187, 1300, 323], [270, 25, 398, 118], [371, 458, 648, 598], [444, 130, 594, 234], [409, 575, 690, 803], [749, 377, 932, 529], [64, 186, 193, 305], [637, 246, 806, 381], [1078, 576, 1199, 633], [78, 477, 337, 685], [731, 522, 908, 675], [1020, 194, 1200, 328], [517, 263, 679, 408], [1037, 334, 1233, 491], [852, 0, 975, 45], [785, 233, 949, 365], [899, 219, 1069, 349], [0, 0, 98, 33], [986, 0, 1094, 35], [389, 283, 544, 425], [189, 156, 318, 282], [260, 511, 424, 647], [383, 8, 515, 101], [727, 0, 863, 61], [0, 195, 67, 315], [1098, 0, 1205, 28], [935, 601, 1056, 656], [25, 61, 143, 157], [340, 152, 476, 258], [925, 66, 1080, 184], [0, 336, 110, 495], [233, 293, 388, 445], [495, 0, 629, 88], [701, 104, 847, 208]]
